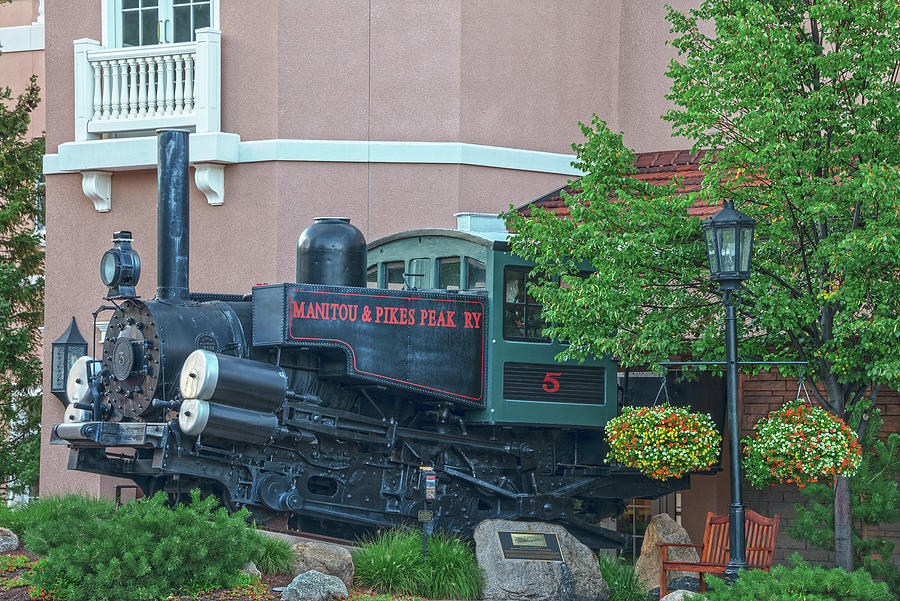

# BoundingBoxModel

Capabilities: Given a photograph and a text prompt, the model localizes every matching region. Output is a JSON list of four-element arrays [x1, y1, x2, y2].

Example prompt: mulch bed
[[1, 546, 296, 601]]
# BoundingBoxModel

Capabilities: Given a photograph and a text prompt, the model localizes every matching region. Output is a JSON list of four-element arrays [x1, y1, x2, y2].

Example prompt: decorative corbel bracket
[[82, 170, 112, 212], [194, 163, 225, 206]]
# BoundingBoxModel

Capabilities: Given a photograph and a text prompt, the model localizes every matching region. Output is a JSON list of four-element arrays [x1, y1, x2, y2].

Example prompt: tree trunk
[[834, 475, 853, 570]]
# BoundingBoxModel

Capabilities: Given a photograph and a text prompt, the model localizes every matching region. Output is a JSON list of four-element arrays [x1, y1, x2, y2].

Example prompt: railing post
[[73, 38, 102, 141], [194, 28, 221, 133]]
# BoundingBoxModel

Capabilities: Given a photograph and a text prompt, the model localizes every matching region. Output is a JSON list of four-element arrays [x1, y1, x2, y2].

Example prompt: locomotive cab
[[365, 213, 617, 429]]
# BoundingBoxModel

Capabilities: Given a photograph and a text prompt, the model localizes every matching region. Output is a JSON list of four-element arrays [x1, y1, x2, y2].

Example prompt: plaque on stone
[[497, 531, 564, 562]]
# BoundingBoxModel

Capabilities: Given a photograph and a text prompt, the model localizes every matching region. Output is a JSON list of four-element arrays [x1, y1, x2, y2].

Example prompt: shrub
[[25, 490, 257, 601], [250, 530, 295, 574], [419, 532, 482, 600], [352, 528, 483, 599], [353, 529, 426, 596], [0, 494, 116, 547], [596, 555, 644, 601], [692, 554, 892, 601]]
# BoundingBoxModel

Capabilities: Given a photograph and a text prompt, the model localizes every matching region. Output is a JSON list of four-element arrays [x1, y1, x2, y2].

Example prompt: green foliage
[[418, 532, 482, 600], [22, 490, 257, 601], [0, 493, 116, 546], [790, 401, 900, 592], [691, 554, 892, 601], [505, 0, 900, 402], [249, 530, 295, 574], [596, 555, 644, 601], [352, 528, 483, 599], [0, 62, 45, 497], [505, 0, 900, 571]]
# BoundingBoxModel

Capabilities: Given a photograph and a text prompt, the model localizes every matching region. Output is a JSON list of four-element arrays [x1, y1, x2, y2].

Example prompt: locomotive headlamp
[[100, 230, 141, 299], [50, 317, 89, 406], [702, 200, 755, 287]]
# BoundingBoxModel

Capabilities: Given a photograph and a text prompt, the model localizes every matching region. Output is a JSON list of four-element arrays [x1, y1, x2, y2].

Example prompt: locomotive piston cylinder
[[180, 349, 287, 413], [178, 398, 278, 444]]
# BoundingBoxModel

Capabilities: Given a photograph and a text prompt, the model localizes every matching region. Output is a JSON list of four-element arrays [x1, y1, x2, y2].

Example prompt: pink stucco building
[[39, 0, 695, 499]]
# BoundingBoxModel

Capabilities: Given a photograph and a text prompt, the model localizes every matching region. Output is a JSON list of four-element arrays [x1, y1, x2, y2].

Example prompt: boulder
[[649, 576, 701, 600], [0, 528, 19, 553], [475, 519, 608, 601], [290, 541, 354, 588], [635, 514, 700, 592], [281, 569, 347, 601], [661, 590, 704, 601], [240, 561, 261, 578]]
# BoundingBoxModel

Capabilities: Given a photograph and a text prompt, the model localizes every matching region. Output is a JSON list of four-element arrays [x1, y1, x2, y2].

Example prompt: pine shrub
[[0, 494, 116, 550], [24, 490, 257, 601], [694, 555, 892, 601]]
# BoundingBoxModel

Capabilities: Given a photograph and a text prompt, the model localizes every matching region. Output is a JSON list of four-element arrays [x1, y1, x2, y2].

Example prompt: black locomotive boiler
[[52, 130, 685, 548]]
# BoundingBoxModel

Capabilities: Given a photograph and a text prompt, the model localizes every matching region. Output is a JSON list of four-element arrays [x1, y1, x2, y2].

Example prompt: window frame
[[102, 0, 220, 48], [502, 266, 550, 343]]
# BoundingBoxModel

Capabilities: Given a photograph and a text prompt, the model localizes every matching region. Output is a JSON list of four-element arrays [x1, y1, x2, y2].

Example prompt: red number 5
[[542, 372, 562, 393]]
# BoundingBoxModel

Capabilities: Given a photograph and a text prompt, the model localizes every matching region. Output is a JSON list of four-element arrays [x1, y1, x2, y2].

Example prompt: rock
[[240, 561, 261, 578], [280, 569, 348, 601], [290, 540, 354, 587], [649, 577, 703, 600], [475, 519, 608, 601], [0, 528, 19, 553], [635, 514, 700, 593], [660, 590, 704, 601]]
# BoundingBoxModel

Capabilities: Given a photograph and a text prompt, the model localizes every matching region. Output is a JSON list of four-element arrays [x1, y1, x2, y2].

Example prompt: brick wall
[[738, 370, 900, 567]]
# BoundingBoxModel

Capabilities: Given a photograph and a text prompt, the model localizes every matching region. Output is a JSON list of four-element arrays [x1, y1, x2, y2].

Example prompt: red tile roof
[[520, 148, 721, 218]]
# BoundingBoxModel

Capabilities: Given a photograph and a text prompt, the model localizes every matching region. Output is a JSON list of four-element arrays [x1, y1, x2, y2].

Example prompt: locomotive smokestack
[[156, 129, 190, 301]]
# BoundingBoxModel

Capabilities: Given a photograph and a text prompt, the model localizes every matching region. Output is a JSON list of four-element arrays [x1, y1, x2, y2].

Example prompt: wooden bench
[[659, 509, 780, 598]]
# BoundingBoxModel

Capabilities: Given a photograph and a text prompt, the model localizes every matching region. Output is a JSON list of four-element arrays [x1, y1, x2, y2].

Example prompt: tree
[[505, 0, 900, 571], [0, 73, 44, 498], [790, 400, 900, 591]]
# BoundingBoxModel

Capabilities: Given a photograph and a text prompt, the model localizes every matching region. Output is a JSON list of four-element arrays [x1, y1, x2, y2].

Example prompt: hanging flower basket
[[605, 403, 722, 480], [742, 401, 862, 488]]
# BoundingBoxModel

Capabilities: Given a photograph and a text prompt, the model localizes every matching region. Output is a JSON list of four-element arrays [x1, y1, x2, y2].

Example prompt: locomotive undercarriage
[[55, 348, 682, 548]]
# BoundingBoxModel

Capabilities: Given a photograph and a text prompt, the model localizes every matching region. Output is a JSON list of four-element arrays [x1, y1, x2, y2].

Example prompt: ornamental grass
[[742, 400, 862, 488], [605, 403, 721, 480]]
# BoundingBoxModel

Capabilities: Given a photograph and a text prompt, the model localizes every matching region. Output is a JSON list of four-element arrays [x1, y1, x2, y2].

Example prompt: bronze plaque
[[497, 531, 564, 562]]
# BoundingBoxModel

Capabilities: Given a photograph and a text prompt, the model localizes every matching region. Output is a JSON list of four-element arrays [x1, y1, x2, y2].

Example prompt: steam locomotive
[[52, 130, 684, 547]]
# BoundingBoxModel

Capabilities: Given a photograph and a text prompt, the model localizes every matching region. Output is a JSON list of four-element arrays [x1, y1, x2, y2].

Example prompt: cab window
[[366, 265, 378, 288], [385, 262, 405, 290], [503, 266, 548, 342], [438, 257, 461, 290], [407, 258, 430, 289], [465, 258, 486, 289]]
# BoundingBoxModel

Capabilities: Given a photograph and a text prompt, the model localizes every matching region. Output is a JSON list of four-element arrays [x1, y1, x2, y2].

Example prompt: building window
[[503, 267, 548, 341], [107, 0, 217, 48]]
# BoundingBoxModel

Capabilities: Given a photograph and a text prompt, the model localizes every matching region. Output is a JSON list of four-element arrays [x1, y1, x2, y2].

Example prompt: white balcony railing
[[73, 28, 220, 141]]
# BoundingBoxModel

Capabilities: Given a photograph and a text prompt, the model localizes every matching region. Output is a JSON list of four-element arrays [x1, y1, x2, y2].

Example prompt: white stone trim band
[[44, 134, 581, 176]]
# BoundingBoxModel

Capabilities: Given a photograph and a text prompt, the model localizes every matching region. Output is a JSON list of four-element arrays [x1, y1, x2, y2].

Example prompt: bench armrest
[[657, 543, 703, 548]]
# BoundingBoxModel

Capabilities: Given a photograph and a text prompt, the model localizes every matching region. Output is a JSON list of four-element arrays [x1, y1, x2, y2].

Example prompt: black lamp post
[[702, 200, 755, 582], [50, 317, 89, 406]]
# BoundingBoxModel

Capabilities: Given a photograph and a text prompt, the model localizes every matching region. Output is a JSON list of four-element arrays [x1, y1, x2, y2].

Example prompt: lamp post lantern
[[50, 317, 89, 406], [702, 199, 756, 582]]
